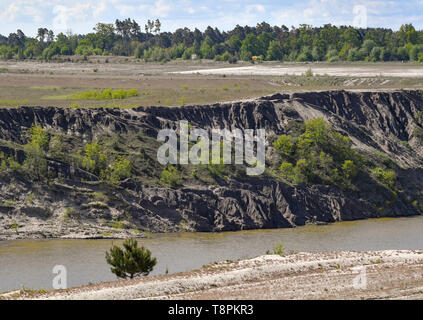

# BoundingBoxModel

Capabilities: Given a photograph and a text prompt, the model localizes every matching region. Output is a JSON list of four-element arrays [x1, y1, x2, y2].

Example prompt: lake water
[[1, 215, 423, 292]]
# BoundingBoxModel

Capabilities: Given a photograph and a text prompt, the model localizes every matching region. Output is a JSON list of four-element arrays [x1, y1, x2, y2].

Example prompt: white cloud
[[52, 4, 92, 31], [1, 3, 19, 22], [210, 3, 266, 29], [270, 0, 357, 27], [267, 0, 416, 29], [24, 6, 44, 23], [118, 5, 136, 17], [246, 4, 265, 14], [140, 0, 171, 18], [93, 1, 107, 18]]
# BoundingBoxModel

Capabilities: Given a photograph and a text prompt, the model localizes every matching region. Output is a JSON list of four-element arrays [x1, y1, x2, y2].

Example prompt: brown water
[[1, 215, 423, 292]]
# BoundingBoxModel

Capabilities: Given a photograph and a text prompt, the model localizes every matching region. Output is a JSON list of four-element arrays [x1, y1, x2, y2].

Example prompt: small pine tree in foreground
[[105, 238, 157, 279]]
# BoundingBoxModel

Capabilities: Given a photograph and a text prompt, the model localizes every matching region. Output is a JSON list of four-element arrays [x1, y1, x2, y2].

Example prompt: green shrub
[[48, 136, 63, 159], [105, 238, 157, 279], [10, 220, 19, 233], [23, 142, 48, 180], [304, 68, 313, 77], [341, 160, 358, 181], [372, 167, 396, 189], [160, 166, 180, 187], [266, 243, 285, 255], [7, 158, 22, 171], [82, 142, 107, 175], [273, 118, 362, 187], [273, 135, 294, 157], [108, 156, 131, 181], [27, 125, 49, 151], [23, 125, 49, 180], [293, 158, 308, 184], [279, 162, 294, 180]]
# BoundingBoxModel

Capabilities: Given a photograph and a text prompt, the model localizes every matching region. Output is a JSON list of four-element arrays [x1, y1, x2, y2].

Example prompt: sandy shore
[[3, 250, 423, 300]]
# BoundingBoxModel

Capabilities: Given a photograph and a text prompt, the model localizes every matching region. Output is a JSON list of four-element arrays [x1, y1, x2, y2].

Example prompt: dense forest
[[1, 19, 423, 63]]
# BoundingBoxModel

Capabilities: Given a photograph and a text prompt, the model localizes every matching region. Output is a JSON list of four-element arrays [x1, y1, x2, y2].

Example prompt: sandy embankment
[[4, 250, 423, 300]]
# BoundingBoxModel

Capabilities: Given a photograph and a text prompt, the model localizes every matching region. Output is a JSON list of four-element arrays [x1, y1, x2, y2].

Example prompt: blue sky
[[0, 0, 422, 37]]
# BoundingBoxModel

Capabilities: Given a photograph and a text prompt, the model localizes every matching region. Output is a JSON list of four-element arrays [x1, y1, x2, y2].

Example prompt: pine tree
[[105, 238, 157, 279]]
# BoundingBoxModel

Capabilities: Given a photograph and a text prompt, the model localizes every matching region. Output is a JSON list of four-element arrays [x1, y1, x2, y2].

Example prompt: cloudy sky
[[0, 0, 421, 37]]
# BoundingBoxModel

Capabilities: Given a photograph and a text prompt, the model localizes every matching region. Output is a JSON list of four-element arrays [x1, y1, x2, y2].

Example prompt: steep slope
[[1, 90, 423, 239]]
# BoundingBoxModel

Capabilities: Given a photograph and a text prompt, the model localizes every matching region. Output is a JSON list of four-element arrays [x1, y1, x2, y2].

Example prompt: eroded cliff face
[[1, 89, 423, 239]]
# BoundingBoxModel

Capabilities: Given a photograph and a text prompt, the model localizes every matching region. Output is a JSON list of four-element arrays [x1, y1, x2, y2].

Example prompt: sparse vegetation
[[267, 243, 285, 256], [10, 220, 19, 233], [160, 165, 180, 188], [81, 142, 107, 176], [372, 167, 396, 189], [92, 192, 109, 203], [63, 207, 79, 220], [272, 118, 362, 187], [304, 68, 313, 77], [107, 156, 131, 181], [22, 125, 49, 180], [68, 89, 140, 100]]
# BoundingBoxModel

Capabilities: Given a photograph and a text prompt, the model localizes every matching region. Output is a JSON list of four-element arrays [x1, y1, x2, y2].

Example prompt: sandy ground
[[1, 60, 423, 108], [3, 60, 423, 79], [4, 250, 423, 300], [174, 64, 423, 78], [0, 60, 278, 107], [0, 59, 239, 77]]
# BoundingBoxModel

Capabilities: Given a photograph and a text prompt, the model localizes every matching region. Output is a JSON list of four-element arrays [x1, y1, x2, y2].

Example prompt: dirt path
[[4, 250, 423, 300]]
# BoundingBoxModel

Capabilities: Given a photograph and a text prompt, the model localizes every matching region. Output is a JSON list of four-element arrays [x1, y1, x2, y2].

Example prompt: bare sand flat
[[5, 250, 423, 300], [173, 64, 423, 78]]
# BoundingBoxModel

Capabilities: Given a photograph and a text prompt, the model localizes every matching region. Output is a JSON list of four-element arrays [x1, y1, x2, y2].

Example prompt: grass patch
[[9, 220, 19, 233], [63, 207, 79, 220], [266, 243, 285, 256], [67, 89, 140, 100], [92, 192, 109, 203], [67, 103, 140, 109], [112, 220, 125, 229]]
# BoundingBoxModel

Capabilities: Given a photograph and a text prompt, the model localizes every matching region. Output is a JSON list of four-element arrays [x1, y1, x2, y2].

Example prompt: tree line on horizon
[[1, 19, 423, 63]]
